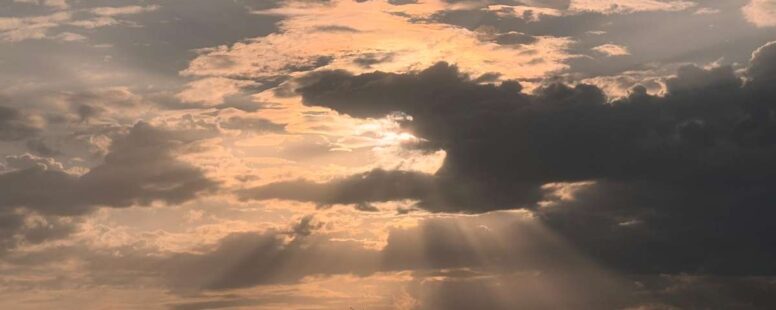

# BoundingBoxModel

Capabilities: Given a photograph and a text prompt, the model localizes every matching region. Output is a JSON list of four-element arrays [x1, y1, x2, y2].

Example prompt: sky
[[1, 0, 776, 309]]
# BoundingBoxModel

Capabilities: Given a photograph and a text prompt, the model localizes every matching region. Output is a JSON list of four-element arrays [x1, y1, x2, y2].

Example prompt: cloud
[[0, 122, 218, 215], [743, 0, 776, 28], [90, 5, 159, 17], [176, 77, 257, 107], [7, 210, 776, 308], [407, 272, 776, 310], [183, 0, 572, 84], [240, 41, 776, 275], [12, 0, 68, 10], [581, 68, 666, 97], [427, 1, 775, 80], [2, 1, 776, 308], [81, 212, 594, 290], [53, 31, 86, 42], [4, 153, 65, 171], [591, 43, 630, 56], [166, 231, 378, 291], [748, 40, 776, 84], [0, 3, 162, 42], [238, 169, 437, 208], [0, 105, 40, 141], [569, 0, 695, 14], [0, 209, 78, 256], [25, 138, 60, 156], [91, 212, 776, 309], [0, 11, 70, 42], [218, 115, 286, 133], [0, 122, 218, 254]]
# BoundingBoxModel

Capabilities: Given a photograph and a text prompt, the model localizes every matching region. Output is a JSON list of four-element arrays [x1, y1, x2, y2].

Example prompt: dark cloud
[[388, 0, 418, 5], [70, 0, 284, 78], [185, 213, 776, 307], [240, 41, 776, 275], [25, 138, 61, 157], [282, 55, 334, 73], [238, 169, 436, 207], [167, 296, 323, 310], [4, 153, 64, 171], [0, 105, 39, 141], [424, 1, 776, 78], [288, 214, 322, 237], [749, 41, 776, 85], [407, 272, 776, 310], [85, 213, 590, 290], [0, 122, 218, 215], [239, 167, 543, 212], [628, 275, 776, 310], [158, 231, 378, 291], [380, 212, 589, 272], [353, 52, 395, 68], [492, 31, 537, 45], [313, 25, 360, 32], [76, 122, 218, 208], [7, 211, 775, 309], [522, 0, 571, 9], [0, 210, 79, 256], [218, 116, 286, 133], [0, 122, 217, 252]]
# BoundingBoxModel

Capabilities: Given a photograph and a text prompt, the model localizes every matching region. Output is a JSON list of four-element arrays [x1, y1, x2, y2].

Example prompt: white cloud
[[0, 4, 158, 42], [570, 0, 695, 14], [176, 77, 256, 106], [743, 0, 776, 28], [0, 12, 70, 42], [693, 7, 721, 15], [592, 43, 631, 56], [54, 31, 86, 42], [185, 0, 573, 83], [90, 5, 160, 17], [13, 0, 68, 10]]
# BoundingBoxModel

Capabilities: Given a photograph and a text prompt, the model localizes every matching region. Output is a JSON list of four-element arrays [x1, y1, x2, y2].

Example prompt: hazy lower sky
[[1, 0, 776, 309]]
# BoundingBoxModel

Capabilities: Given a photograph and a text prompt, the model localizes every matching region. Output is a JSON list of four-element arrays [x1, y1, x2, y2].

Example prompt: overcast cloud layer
[[1, 0, 776, 309]]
